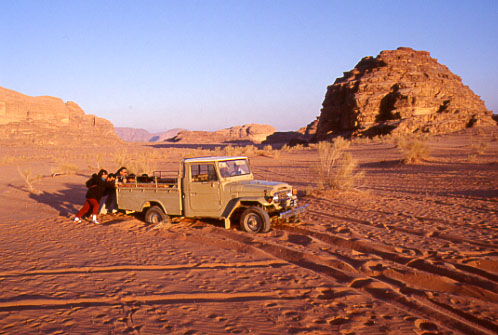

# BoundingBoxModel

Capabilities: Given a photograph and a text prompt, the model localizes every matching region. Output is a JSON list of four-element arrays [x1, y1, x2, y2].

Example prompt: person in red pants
[[74, 169, 108, 224]]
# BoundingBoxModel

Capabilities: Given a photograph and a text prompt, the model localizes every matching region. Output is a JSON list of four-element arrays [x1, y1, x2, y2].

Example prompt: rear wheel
[[240, 206, 271, 233], [145, 206, 170, 224]]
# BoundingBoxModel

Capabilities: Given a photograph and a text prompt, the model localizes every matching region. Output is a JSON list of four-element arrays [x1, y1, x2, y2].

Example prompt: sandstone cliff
[[315, 47, 495, 139], [0, 86, 120, 145]]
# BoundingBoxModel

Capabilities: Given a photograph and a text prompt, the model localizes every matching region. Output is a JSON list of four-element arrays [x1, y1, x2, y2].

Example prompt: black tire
[[240, 206, 271, 233], [145, 206, 170, 224]]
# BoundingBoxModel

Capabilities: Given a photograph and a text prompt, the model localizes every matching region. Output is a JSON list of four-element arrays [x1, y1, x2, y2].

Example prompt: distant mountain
[[114, 127, 185, 142]]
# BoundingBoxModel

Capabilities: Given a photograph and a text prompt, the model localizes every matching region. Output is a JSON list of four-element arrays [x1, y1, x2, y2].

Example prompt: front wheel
[[240, 207, 271, 233], [145, 206, 170, 224]]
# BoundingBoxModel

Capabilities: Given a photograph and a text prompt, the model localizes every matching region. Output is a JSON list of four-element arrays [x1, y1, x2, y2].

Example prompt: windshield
[[218, 159, 251, 178]]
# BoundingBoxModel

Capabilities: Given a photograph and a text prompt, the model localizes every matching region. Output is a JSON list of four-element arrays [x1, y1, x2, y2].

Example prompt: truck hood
[[228, 179, 291, 194]]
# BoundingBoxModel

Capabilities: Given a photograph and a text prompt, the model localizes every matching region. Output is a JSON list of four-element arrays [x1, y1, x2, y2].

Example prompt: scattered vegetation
[[315, 137, 363, 191], [86, 153, 106, 171], [394, 134, 431, 163], [113, 150, 158, 176]]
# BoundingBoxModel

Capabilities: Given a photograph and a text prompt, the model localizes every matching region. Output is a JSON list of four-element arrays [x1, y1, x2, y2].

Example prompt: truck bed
[[116, 177, 182, 215]]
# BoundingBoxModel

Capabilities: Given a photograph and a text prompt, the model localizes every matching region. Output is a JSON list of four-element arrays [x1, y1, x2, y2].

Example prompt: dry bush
[[17, 166, 42, 195], [315, 137, 363, 191], [394, 134, 431, 163]]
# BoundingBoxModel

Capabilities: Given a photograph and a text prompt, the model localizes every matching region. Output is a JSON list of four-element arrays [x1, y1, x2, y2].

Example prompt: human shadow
[[25, 182, 87, 217]]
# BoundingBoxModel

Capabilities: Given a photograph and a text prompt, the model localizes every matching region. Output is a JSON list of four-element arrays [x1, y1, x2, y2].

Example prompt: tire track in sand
[[186, 224, 498, 335]]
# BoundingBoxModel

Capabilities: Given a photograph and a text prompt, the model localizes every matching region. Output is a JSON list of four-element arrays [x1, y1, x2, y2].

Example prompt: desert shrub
[[223, 145, 246, 156], [472, 141, 489, 155], [17, 166, 42, 195], [280, 144, 291, 152], [467, 153, 478, 163], [394, 134, 430, 164], [242, 145, 257, 156], [315, 137, 363, 190]]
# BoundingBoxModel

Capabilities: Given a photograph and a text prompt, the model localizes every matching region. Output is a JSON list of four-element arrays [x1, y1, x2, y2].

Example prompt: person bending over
[[74, 169, 108, 224]]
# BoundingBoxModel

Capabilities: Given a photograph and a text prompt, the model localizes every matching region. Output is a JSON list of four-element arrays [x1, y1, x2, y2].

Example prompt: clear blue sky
[[1, 0, 497, 132]]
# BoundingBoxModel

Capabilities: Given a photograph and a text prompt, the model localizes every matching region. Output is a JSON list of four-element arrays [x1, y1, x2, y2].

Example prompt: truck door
[[184, 163, 222, 217]]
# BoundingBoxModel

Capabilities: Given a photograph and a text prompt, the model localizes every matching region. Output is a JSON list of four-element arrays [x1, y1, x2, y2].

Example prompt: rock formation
[[114, 127, 184, 142], [0, 86, 120, 145], [169, 124, 276, 145], [216, 124, 276, 144], [315, 47, 495, 139]]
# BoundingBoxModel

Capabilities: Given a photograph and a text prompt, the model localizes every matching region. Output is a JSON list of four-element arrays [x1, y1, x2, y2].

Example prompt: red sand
[[1, 127, 497, 334]]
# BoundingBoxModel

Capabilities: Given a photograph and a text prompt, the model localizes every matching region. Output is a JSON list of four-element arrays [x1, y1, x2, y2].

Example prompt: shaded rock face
[[169, 124, 276, 144], [0, 86, 120, 145], [298, 117, 319, 137], [316, 47, 495, 139]]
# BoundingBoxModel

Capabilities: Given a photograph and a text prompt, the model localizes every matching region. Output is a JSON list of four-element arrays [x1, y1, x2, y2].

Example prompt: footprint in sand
[[414, 318, 439, 333]]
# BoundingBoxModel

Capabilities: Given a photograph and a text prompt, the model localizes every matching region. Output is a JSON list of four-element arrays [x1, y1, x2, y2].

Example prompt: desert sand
[[0, 127, 497, 335]]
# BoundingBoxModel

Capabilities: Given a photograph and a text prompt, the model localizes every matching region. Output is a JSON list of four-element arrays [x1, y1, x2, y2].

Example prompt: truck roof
[[183, 156, 248, 163]]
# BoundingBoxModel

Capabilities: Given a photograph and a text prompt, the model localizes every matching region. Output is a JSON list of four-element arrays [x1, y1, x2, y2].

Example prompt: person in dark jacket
[[74, 169, 108, 224], [99, 173, 117, 214]]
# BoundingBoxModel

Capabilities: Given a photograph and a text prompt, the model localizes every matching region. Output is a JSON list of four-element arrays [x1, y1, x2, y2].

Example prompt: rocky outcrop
[[169, 124, 276, 144], [297, 117, 319, 137], [0, 86, 120, 145], [315, 47, 495, 139]]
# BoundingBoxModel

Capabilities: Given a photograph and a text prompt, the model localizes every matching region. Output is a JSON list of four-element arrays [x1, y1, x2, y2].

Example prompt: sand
[[0, 127, 497, 334]]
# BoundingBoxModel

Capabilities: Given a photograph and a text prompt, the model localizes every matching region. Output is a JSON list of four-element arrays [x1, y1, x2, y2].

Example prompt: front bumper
[[279, 204, 308, 219]]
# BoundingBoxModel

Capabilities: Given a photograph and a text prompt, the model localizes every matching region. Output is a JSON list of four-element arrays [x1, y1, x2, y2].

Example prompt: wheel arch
[[141, 201, 168, 215], [222, 198, 268, 221]]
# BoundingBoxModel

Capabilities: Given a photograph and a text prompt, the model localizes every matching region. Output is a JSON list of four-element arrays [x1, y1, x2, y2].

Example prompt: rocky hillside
[[169, 124, 276, 144], [0, 86, 120, 145], [315, 47, 495, 139]]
